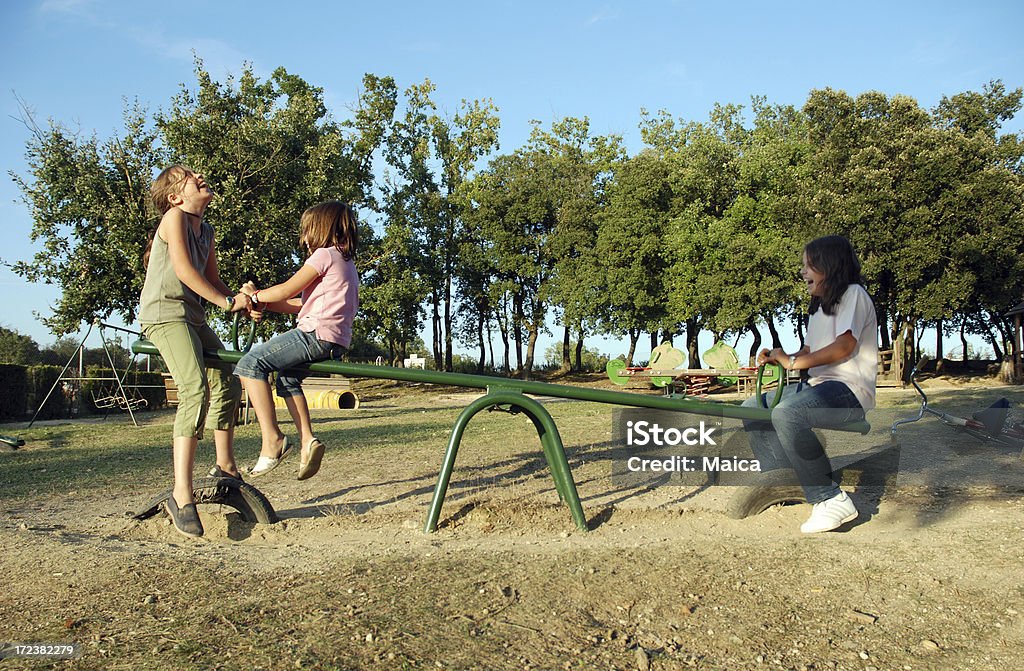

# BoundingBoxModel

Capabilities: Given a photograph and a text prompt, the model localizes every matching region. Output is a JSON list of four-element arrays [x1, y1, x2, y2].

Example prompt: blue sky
[[1, 0, 1022, 359]]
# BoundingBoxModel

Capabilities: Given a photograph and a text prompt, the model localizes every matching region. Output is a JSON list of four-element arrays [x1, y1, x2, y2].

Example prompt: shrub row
[[0, 364, 167, 421]]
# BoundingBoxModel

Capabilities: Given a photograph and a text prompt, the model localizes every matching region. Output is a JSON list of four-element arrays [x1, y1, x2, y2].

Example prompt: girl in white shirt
[[743, 235, 877, 533]]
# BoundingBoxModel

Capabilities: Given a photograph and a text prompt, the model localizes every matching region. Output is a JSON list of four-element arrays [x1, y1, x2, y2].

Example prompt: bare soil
[[1, 375, 1023, 670]]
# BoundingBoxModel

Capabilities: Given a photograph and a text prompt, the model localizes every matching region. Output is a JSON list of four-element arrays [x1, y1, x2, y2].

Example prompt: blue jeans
[[235, 329, 346, 398], [741, 380, 864, 504]]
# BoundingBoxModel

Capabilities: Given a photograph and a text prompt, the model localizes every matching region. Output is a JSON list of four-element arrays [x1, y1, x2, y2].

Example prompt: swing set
[[28, 320, 160, 428]]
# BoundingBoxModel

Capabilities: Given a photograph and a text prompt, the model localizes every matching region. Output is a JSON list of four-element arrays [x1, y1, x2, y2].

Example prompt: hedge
[[0, 365, 167, 421], [0, 364, 29, 420], [25, 365, 69, 420]]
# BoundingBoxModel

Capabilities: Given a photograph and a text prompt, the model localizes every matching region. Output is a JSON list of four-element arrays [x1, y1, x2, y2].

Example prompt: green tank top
[[138, 220, 214, 325]]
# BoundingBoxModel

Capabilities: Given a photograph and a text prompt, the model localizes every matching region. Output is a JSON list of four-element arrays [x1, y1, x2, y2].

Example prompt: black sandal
[[208, 465, 244, 482]]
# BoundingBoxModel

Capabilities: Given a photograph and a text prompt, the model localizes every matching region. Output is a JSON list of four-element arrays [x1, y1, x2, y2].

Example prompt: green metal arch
[[423, 389, 587, 533]]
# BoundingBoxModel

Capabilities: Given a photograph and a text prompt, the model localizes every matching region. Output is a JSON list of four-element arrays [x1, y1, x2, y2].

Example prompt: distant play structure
[[131, 317, 873, 533], [28, 320, 160, 428], [606, 341, 782, 394]]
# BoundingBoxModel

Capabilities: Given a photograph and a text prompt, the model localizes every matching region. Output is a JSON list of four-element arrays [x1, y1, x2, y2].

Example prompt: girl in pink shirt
[[235, 201, 359, 480]]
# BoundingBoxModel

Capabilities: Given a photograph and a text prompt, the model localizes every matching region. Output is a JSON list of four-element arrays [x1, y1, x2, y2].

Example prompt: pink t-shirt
[[296, 247, 359, 348]]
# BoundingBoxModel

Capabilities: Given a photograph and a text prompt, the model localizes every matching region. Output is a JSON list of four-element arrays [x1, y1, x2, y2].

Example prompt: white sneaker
[[800, 491, 858, 533]]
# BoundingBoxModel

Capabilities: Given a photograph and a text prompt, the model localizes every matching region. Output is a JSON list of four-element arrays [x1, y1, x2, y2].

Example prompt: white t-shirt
[[805, 284, 878, 410]]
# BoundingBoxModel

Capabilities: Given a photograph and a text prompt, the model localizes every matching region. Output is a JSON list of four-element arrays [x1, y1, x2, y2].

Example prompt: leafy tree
[[9, 103, 162, 334], [712, 99, 809, 361], [360, 209, 429, 365], [644, 107, 745, 367], [10, 61, 394, 342], [157, 61, 389, 337], [380, 79, 499, 371], [0, 326, 41, 365], [801, 84, 1023, 370], [534, 118, 624, 372], [594, 151, 673, 365], [468, 146, 556, 378]]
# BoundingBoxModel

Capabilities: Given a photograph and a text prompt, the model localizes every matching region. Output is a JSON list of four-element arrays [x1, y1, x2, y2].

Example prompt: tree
[[10, 61, 393, 341], [533, 118, 625, 372], [9, 103, 163, 334], [594, 151, 673, 365], [360, 207, 430, 365], [643, 106, 746, 366], [0, 326, 41, 365], [157, 61, 389, 337], [468, 146, 556, 378], [380, 79, 499, 371]]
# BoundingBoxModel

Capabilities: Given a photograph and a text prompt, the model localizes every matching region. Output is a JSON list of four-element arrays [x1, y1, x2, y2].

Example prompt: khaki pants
[[143, 321, 241, 439]]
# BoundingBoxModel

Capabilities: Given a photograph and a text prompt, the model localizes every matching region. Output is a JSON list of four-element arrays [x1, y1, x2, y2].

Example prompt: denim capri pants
[[235, 328, 346, 397]]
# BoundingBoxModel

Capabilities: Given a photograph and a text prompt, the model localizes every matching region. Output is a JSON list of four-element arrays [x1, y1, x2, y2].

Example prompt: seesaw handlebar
[[754, 362, 786, 409], [230, 313, 257, 353]]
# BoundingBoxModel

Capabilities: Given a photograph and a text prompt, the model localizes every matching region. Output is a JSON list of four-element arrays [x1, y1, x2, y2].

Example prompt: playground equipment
[[132, 316, 874, 533], [131, 471, 278, 525], [272, 377, 360, 410], [0, 435, 25, 451], [891, 357, 1024, 454], [28, 320, 163, 428], [607, 342, 782, 393]]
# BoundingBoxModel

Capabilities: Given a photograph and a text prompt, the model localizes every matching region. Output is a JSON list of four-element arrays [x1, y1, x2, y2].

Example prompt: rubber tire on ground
[[725, 469, 806, 519], [129, 476, 279, 525]]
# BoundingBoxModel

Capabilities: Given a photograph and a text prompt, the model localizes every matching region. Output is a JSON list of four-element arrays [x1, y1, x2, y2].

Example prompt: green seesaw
[[131, 318, 870, 533]]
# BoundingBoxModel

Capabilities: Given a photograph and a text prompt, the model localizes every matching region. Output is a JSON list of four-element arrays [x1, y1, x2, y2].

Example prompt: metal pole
[[131, 341, 785, 423], [99, 322, 138, 427], [28, 322, 94, 428]]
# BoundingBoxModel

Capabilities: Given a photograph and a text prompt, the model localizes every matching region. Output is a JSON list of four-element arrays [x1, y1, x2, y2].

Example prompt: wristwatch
[[224, 295, 234, 311], [789, 354, 797, 370]]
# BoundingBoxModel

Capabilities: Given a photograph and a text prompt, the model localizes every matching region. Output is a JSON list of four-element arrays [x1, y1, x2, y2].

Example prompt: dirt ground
[[1, 375, 1023, 671]]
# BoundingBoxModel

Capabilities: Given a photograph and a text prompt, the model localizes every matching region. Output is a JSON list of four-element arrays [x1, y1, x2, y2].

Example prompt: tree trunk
[[625, 328, 639, 367], [523, 325, 538, 380], [500, 324, 510, 374], [512, 293, 524, 373], [685, 318, 700, 369], [650, 331, 658, 353], [877, 304, 891, 350], [960, 320, 969, 361], [574, 336, 584, 372], [476, 313, 486, 372], [986, 328, 1004, 361], [766, 316, 783, 349], [487, 319, 495, 371], [935, 319, 944, 374], [561, 325, 572, 372], [444, 276, 453, 372], [431, 295, 442, 371], [747, 320, 762, 366], [901, 321, 915, 383]]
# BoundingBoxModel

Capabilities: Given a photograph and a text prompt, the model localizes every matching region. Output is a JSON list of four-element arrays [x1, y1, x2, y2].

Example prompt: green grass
[[2, 383, 1021, 504]]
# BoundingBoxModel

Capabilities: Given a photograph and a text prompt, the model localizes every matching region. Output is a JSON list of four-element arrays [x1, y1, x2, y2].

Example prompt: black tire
[[130, 477, 278, 525], [726, 469, 806, 519]]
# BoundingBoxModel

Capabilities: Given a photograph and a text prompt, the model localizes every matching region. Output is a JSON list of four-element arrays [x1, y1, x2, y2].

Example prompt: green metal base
[[423, 388, 587, 534]]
